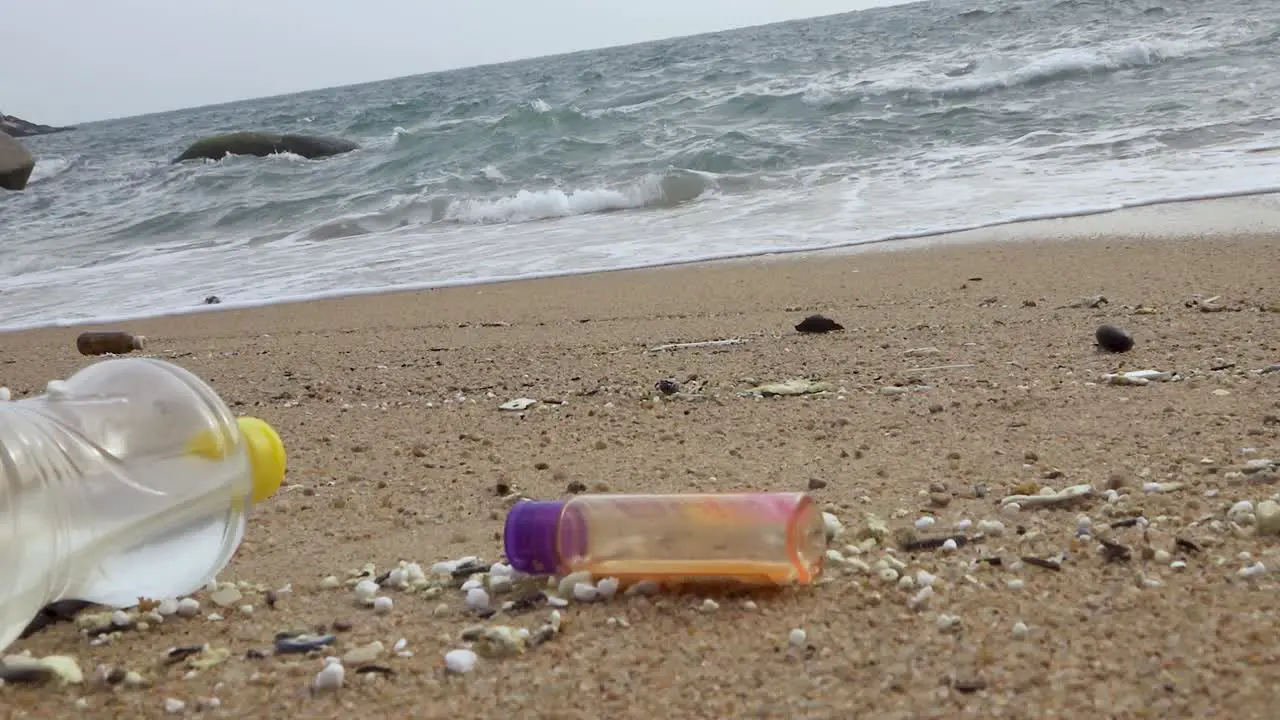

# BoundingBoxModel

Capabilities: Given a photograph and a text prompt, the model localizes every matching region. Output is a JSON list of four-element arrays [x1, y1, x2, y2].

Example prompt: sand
[[2, 198, 1280, 718]]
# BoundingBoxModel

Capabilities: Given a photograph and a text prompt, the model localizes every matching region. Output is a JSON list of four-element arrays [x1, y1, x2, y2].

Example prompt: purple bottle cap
[[503, 500, 566, 575]]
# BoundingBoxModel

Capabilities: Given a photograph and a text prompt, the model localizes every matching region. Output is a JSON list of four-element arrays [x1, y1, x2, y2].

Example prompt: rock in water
[[172, 132, 359, 163], [0, 131, 35, 191], [1095, 324, 1134, 353], [795, 314, 844, 333]]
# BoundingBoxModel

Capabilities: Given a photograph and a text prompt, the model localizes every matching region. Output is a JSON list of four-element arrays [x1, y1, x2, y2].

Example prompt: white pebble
[[206, 613, 224, 622], [111, 610, 131, 627], [1002, 502, 1022, 515], [572, 583, 599, 603], [459, 578, 484, 592], [699, 598, 720, 613], [487, 575, 514, 594], [156, 598, 180, 616], [742, 600, 758, 612], [546, 595, 569, 608], [1238, 562, 1267, 579], [877, 567, 899, 583], [319, 575, 341, 590], [489, 563, 512, 577], [393, 638, 409, 653], [1006, 579, 1026, 590], [164, 698, 186, 714], [1171, 560, 1187, 570], [940, 538, 958, 553], [465, 588, 491, 611], [1011, 621, 1029, 640], [1075, 515, 1092, 532], [788, 628, 807, 647], [914, 516, 936, 530], [353, 579, 379, 604], [977, 519, 1005, 537], [596, 577, 620, 600], [935, 614, 959, 631], [822, 512, 844, 541], [897, 575, 916, 590], [372, 596, 393, 614], [907, 586, 934, 611], [954, 519, 972, 531], [430, 561, 459, 575], [312, 661, 345, 690], [915, 570, 936, 588], [1153, 549, 1171, 564], [548, 610, 563, 632], [444, 649, 478, 674], [824, 549, 846, 565]]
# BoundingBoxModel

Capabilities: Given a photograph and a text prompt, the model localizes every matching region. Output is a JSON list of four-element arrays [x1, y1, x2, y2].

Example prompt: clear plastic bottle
[[0, 357, 286, 652], [502, 491, 827, 587]]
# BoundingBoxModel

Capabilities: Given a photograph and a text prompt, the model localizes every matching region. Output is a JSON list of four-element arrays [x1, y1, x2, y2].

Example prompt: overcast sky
[[5, 0, 908, 125]]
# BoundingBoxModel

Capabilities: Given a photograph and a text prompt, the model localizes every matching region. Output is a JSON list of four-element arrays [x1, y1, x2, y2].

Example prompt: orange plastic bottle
[[502, 492, 827, 587]]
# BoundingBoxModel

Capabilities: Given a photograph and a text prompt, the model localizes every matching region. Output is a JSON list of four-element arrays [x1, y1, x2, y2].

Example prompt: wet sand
[[2, 198, 1279, 719]]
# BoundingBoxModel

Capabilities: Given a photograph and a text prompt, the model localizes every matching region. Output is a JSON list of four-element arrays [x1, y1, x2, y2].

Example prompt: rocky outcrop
[[172, 132, 359, 163], [0, 113, 73, 138], [0, 131, 35, 191]]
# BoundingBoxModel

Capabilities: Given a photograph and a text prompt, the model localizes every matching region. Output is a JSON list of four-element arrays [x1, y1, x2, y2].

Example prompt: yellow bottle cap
[[186, 416, 287, 505], [236, 416, 286, 504]]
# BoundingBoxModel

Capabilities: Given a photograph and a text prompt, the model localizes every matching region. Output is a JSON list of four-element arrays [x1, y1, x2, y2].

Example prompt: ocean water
[[2, 0, 1278, 331]]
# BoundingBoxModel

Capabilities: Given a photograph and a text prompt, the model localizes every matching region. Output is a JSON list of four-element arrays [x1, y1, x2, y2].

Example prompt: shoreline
[[3, 190, 1278, 335]]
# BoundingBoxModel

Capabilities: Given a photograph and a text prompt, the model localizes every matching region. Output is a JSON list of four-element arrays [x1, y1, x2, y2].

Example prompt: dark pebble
[[655, 378, 680, 395], [19, 599, 96, 639], [807, 478, 828, 490], [165, 645, 206, 664], [274, 632, 337, 654], [0, 658, 53, 684], [354, 665, 395, 676], [332, 620, 354, 632], [204, 295, 222, 305], [566, 480, 588, 494], [1095, 324, 1134, 353], [795, 314, 844, 333]]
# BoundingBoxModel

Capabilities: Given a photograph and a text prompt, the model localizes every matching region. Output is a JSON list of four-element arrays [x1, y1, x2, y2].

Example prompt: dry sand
[[2, 200, 1280, 718]]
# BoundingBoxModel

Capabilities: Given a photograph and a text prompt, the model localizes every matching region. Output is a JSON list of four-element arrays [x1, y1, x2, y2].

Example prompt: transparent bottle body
[[0, 358, 255, 652], [550, 492, 827, 586]]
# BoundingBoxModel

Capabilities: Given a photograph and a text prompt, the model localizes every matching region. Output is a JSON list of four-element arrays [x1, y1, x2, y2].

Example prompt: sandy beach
[[2, 198, 1280, 719]]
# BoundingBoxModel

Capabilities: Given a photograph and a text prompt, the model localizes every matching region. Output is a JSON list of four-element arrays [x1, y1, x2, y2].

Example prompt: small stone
[[319, 576, 341, 590], [699, 598, 720, 613], [465, 588, 491, 612], [596, 577, 620, 600], [788, 628, 807, 647], [1095, 325, 1134, 353], [914, 516, 936, 530], [1255, 500, 1280, 536], [742, 600, 758, 612], [353, 580, 379, 605], [929, 492, 951, 508], [342, 642, 384, 666], [444, 649, 478, 674], [572, 583, 599, 603], [312, 661, 344, 691], [822, 512, 845, 542], [940, 538, 958, 552], [1011, 622, 1029, 640], [977, 519, 1006, 537], [808, 478, 828, 490], [557, 571, 594, 597], [175, 598, 200, 618], [372, 597, 393, 615], [208, 586, 242, 608], [164, 698, 186, 714]]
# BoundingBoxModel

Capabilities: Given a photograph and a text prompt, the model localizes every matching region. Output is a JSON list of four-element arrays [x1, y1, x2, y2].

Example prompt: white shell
[[499, 398, 538, 411]]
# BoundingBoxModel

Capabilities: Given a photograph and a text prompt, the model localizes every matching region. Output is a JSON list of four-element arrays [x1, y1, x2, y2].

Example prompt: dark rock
[[795, 314, 844, 333], [0, 131, 35, 191], [204, 295, 222, 305], [1095, 324, 1134, 353], [172, 132, 359, 163], [655, 378, 680, 395], [19, 599, 96, 638], [0, 113, 73, 138], [274, 632, 337, 654]]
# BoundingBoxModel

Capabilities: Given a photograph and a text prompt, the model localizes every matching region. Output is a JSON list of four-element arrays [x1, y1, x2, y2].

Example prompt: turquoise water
[[2, 0, 1278, 330]]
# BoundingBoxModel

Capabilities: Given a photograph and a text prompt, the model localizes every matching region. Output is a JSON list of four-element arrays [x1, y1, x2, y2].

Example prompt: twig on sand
[[646, 338, 748, 353]]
